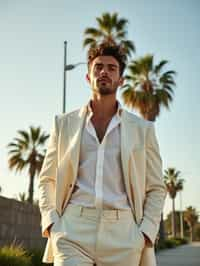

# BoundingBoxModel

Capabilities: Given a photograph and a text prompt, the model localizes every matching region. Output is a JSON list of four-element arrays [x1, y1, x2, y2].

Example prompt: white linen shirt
[[69, 103, 131, 210]]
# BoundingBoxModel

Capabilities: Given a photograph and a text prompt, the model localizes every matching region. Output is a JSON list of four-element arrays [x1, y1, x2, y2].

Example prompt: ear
[[86, 73, 90, 83]]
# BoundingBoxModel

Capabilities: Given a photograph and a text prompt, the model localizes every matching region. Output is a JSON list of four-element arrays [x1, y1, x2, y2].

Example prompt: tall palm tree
[[7, 126, 49, 204], [83, 12, 135, 57], [184, 206, 199, 242], [164, 167, 184, 237], [17, 192, 27, 202], [122, 54, 176, 121], [122, 55, 175, 241]]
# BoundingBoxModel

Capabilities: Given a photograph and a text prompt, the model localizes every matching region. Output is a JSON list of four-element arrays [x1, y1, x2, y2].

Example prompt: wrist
[[142, 232, 151, 246]]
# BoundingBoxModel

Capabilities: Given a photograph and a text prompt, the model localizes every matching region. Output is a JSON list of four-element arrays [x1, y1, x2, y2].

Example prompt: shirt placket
[[94, 139, 106, 209], [86, 113, 121, 210]]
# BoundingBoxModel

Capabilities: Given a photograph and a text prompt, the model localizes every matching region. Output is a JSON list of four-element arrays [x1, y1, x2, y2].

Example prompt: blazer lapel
[[69, 106, 87, 176], [56, 105, 87, 214]]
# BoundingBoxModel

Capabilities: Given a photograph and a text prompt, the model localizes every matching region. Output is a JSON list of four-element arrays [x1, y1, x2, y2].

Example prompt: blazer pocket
[[135, 225, 145, 250], [50, 217, 60, 235], [137, 228, 145, 248]]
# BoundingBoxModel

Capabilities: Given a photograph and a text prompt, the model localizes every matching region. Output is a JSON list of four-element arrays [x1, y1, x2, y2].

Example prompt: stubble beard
[[94, 80, 118, 96], [98, 86, 115, 95]]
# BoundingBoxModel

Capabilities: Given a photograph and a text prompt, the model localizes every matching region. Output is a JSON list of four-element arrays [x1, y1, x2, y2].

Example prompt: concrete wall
[[0, 196, 46, 250]]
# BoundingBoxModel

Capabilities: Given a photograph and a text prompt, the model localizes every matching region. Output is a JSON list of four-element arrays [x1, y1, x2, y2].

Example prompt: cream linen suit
[[38, 105, 166, 265]]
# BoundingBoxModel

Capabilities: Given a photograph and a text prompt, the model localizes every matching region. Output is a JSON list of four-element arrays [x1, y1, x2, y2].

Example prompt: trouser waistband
[[65, 203, 134, 220]]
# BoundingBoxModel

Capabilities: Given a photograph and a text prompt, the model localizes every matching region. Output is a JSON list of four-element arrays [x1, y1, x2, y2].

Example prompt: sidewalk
[[156, 242, 200, 266]]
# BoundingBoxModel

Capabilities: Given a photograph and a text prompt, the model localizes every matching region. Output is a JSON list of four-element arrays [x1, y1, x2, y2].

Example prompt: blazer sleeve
[[38, 115, 60, 237], [139, 122, 167, 245]]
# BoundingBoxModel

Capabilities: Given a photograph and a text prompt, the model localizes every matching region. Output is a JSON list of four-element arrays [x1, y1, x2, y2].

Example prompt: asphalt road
[[156, 242, 200, 266]]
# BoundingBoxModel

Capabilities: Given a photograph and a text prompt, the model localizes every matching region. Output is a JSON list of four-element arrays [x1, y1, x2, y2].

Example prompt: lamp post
[[62, 41, 86, 113], [65, 62, 86, 71], [63, 41, 67, 113]]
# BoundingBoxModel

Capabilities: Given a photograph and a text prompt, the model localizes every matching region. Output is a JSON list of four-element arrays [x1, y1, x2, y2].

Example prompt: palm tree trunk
[[143, 104, 158, 122], [172, 198, 176, 238], [159, 212, 165, 241], [27, 172, 34, 204], [190, 226, 194, 242], [144, 112, 156, 122]]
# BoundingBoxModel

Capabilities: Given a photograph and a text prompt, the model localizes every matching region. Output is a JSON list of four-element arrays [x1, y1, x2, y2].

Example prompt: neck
[[90, 94, 118, 119]]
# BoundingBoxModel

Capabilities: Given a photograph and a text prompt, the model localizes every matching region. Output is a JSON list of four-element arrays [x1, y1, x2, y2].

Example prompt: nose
[[100, 67, 108, 76]]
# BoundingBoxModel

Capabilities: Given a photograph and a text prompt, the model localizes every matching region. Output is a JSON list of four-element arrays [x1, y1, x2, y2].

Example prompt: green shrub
[[164, 239, 177, 248], [156, 241, 166, 250], [173, 237, 188, 245], [28, 248, 53, 266], [28, 248, 43, 266], [156, 237, 188, 251], [0, 245, 53, 266], [0, 245, 32, 266]]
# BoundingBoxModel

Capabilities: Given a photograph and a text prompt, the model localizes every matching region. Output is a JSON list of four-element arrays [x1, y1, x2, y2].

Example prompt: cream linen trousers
[[50, 204, 146, 266]]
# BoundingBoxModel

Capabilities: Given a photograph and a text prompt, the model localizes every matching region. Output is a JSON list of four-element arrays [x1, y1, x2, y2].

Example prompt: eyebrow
[[95, 63, 118, 68]]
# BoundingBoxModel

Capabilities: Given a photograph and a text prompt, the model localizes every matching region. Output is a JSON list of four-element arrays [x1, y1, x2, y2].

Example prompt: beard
[[95, 79, 118, 95], [98, 86, 115, 95]]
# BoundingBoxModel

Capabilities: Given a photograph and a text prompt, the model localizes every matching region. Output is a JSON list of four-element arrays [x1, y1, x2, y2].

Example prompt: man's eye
[[95, 65, 102, 70]]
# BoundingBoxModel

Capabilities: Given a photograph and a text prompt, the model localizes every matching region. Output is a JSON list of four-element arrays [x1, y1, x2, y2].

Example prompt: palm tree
[[164, 168, 184, 237], [17, 192, 27, 202], [7, 126, 49, 204], [122, 54, 176, 121], [83, 12, 135, 57], [184, 206, 199, 242]]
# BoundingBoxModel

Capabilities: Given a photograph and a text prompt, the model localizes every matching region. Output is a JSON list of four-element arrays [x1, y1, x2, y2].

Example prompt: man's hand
[[142, 232, 152, 246], [46, 223, 54, 238]]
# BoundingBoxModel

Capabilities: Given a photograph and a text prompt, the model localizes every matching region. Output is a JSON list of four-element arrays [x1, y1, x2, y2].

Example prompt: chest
[[79, 124, 121, 163], [91, 116, 112, 143]]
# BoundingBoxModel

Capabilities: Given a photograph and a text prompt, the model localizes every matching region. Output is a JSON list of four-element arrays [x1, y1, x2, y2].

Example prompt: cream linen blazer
[[38, 105, 166, 265]]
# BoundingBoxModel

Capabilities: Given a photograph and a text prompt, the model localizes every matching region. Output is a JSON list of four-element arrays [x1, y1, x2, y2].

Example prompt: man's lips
[[98, 78, 111, 82]]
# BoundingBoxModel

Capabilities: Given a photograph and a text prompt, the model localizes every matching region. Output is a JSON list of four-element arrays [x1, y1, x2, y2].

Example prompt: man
[[38, 42, 166, 266]]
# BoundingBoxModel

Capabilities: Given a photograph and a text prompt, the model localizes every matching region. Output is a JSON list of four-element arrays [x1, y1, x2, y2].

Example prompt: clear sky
[[0, 0, 199, 219]]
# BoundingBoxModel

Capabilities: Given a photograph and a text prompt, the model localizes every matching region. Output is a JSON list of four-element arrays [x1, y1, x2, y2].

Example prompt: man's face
[[87, 56, 124, 96]]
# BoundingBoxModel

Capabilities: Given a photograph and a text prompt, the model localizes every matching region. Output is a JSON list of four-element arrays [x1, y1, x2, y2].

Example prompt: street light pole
[[65, 62, 86, 71], [62, 40, 86, 113], [63, 41, 67, 113]]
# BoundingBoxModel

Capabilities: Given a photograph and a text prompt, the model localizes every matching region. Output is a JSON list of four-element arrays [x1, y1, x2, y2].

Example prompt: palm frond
[[96, 13, 111, 33], [18, 130, 29, 143], [154, 60, 168, 74], [83, 12, 134, 58], [164, 167, 184, 199], [120, 40, 135, 54], [30, 126, 41, 144], [84, 27, 103, 37], [7, 125, 49, 203], [115, 30, 126, 39], [38, 133, 49, 145], [123, 54, 176, 120], [116, 18, 128, 31], [83, 38, 97, 48]]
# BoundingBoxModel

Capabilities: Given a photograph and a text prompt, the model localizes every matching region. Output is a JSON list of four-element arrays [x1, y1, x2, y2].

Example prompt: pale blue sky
[[0, 0, 199, 218]]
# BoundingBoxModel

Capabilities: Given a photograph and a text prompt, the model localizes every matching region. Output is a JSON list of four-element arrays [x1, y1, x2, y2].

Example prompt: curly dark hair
[[87, 41, 127, 76]]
